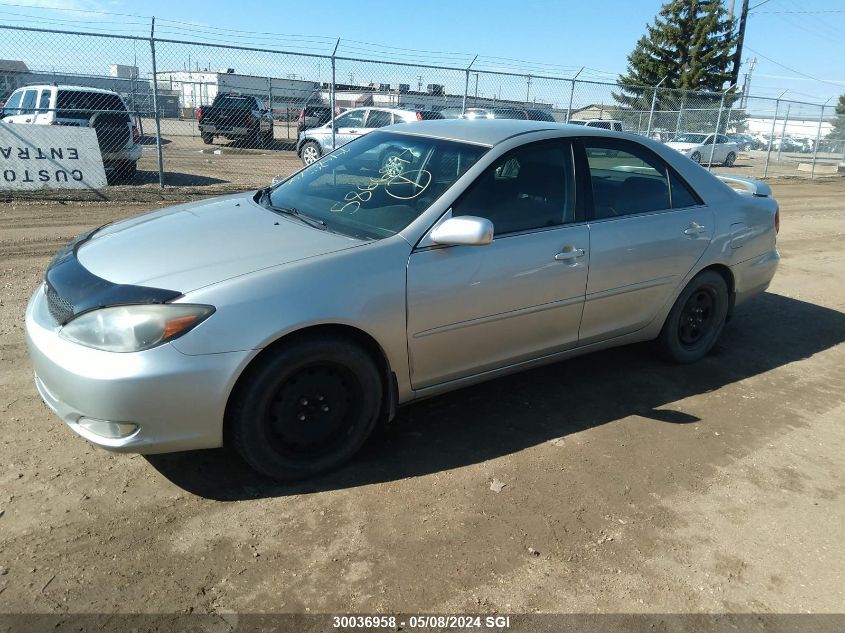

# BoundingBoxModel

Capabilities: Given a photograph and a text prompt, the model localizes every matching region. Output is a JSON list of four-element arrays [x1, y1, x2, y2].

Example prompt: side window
[[335, 110, 366, 128], [452, 141, 574, 235], [668, 171, 703, 208], [38, 90, 51, 111], [703, 135, 715, 145], [21, 89, 37, 114], [366, 110, 393, 128], [717, 134, 729, 144], [584, 140, 670, 219], [3, 91, 23, 115]]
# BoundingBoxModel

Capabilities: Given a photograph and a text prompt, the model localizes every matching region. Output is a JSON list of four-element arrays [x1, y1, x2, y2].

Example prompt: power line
[[745, 46, 845, 89]]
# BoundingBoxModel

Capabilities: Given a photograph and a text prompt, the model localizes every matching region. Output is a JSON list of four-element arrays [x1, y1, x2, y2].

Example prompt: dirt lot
[[0, 179, 843, 619]]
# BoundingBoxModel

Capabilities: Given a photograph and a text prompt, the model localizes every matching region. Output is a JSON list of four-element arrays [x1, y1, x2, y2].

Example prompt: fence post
[[811, 99, 831, 180], [674, 95, 685, 136], [462, 55, 477, 116], [776, 102, 791, 162], [565, 67, 584, 123], [646, 76, 666, 138], [763, 90, 787, 178], [149, 17, 165, 188], [707, 92, 726, 171], [330, 38, 339, 151]]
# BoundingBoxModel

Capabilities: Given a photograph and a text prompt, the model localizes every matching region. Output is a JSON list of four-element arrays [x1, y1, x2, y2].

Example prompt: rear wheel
[[656, 270, 729, 364], [227, 336, 382, 480], [201, 132, 213, 145], [301, 141, 322, 165]]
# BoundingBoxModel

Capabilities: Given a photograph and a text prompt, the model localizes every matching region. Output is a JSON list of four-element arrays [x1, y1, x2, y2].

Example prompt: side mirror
[[430, 216, 494, 246]]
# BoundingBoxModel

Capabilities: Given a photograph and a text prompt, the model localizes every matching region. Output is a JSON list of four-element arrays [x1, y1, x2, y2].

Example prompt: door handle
[[684, 222, 706, 236], [554, 246, 585, 262]]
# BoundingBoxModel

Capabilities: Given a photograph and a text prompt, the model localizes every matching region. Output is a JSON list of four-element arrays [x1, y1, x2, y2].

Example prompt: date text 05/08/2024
[[332, 615, 512, 628]]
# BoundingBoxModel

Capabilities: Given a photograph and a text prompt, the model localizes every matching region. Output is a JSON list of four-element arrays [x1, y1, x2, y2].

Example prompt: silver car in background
[[665, 132, 739, 166], [26, 121, 780, 480], [296, 106, 444, 165]]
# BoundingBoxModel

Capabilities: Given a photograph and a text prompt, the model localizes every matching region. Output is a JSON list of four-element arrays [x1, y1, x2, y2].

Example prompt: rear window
[[588, 121, 612, 130], [213, 96, 254, 110], [57, 91, 127, 120], [526, 109, 555, 122]]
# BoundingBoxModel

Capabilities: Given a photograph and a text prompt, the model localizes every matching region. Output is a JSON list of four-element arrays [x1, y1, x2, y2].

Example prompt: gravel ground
[[0, 179, 843, 620]]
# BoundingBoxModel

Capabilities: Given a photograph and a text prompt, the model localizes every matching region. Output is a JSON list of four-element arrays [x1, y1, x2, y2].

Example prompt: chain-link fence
[[0, 22, 841, 197]]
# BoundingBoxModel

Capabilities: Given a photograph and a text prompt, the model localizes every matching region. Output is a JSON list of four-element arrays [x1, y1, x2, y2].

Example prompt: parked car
[[196, 93, 273, 147], [27, 120, 780, 480], [296, 107, 444, 165], [665, 133, 738, 166], [2, 84, 142, 181], [726, 133, 762, 151], [770, 137, 804, 153], [569, 119, 624, 132], [461, 107, 555, 122], [297, 104, 333, 134]]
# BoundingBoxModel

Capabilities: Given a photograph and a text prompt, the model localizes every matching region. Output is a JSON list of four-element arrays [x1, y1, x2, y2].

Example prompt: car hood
[[76, 192, 365, 292], [665, 142, 700, 151]]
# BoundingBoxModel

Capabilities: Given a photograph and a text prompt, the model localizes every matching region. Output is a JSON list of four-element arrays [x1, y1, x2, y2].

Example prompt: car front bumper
[[25, 285, 252, 454]]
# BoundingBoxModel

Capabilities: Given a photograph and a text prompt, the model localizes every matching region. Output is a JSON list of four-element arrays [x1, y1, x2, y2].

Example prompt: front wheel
[[724, 151, 736, 167], [227, 336, 382, 480], [300, 141, 322, 165], [656, 270, 729, 364], [690, 151, 702, 164]]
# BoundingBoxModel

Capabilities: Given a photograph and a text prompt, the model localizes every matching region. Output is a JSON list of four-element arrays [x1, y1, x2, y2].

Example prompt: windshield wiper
[[255, 187, 327, 231], [273, 206, 327, 230]]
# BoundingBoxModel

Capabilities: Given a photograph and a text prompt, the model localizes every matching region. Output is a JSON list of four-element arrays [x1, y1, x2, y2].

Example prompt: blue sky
[[2, 0, 843, 105]]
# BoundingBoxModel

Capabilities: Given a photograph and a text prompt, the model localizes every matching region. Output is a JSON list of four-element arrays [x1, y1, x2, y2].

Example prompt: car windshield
[[672, 133, 707, 143], [269, 131, 487, 240]]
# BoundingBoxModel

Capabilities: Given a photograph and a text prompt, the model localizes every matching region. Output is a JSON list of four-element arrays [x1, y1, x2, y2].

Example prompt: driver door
[[406, 140, 589, 390]]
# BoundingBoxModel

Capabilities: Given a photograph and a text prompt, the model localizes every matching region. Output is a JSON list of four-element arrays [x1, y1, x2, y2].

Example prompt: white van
[[2, 84, 142, 181]]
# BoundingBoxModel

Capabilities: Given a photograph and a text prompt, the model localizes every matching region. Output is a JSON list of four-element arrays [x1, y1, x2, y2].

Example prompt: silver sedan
[[26, 120, 780, 479]]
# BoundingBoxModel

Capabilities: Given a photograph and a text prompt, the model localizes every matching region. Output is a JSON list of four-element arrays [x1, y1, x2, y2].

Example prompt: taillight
[[416, 111, 422, 121], [299, 110, 305, 123], [195, 107, 203, 123], [774, 208, 780, 235], [246, 112, 255, 127], [132, 124, 140, 143]]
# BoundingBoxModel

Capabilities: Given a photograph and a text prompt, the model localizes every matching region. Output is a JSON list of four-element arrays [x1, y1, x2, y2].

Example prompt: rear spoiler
[[714, 174, 772, 198]]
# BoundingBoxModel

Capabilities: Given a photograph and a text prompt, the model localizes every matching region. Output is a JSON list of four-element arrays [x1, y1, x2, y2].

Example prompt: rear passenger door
[[578, 138, 714, 344]]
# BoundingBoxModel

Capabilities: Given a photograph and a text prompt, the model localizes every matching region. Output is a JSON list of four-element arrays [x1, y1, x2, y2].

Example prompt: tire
[[263, 129, 274, 148], [201, 132, 213, 145], [690, 151, 702, 164], [300, 141, 322, 165], [227, 336, 382, 480], [724, 151, 736, 167], [656, 270, 729, 364]]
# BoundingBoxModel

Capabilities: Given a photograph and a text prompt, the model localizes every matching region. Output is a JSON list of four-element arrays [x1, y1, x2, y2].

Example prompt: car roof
[[13, 84, 121, 96], [384, 119, 621, 147]]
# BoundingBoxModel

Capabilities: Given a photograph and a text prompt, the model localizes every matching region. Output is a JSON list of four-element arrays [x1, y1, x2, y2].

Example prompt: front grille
[[45, 283, 74, 324]]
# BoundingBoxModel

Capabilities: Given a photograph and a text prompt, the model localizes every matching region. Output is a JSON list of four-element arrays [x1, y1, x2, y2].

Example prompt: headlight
[[59, 304, 214, 352]]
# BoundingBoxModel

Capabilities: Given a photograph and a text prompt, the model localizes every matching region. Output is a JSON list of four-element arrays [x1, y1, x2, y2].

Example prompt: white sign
[[0, 122, 107, 190]]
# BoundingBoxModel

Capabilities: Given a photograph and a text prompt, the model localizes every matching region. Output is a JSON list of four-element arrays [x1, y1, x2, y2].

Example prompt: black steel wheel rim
[[267, 363, 361, 458], [678, 288, 716, 346]]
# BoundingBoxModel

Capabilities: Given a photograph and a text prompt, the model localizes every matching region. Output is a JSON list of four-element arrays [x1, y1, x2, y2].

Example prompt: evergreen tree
[[829, 94, 845, 140], [613, 0, 738, 133]]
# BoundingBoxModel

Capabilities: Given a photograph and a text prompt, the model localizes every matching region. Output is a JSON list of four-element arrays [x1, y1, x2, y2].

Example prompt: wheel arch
[[694, 262, 736, 319], [223, 323, 398, 444]]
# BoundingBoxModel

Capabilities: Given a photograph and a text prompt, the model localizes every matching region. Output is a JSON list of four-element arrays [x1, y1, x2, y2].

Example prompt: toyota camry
[[26, 120, 780, 480]]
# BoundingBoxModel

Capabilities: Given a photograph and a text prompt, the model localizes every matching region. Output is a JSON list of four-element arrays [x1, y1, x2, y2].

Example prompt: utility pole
[[729, 0, 749, 89], [740, 56, 757, 109], [417, 75, 423, 92], [526, 75, 532, 104]]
